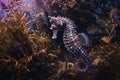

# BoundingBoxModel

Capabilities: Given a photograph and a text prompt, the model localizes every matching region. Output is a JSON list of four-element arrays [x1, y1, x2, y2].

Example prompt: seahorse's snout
[[50, 24, 58, 39], [51, 29, 58, 39]]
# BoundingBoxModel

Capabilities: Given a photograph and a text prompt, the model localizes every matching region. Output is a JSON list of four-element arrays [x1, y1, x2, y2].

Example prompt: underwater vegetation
[[0, 0, 120, 80]]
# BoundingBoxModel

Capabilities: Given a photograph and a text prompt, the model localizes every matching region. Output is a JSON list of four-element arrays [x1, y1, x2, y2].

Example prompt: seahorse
[[49, 16, 90, 72]]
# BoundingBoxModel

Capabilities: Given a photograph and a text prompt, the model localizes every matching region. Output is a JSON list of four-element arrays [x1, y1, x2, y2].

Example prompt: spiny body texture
[[49, 16, 90, 72]]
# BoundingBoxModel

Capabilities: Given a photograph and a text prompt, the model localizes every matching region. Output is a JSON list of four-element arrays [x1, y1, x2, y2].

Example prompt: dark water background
[[0, 0, 120, 80]]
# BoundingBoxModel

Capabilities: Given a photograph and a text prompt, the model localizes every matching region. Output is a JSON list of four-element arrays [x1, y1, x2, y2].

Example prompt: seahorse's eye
[[50, 24, 56, 30]]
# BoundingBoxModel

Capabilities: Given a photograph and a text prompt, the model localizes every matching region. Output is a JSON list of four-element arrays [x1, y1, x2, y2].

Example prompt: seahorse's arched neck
[[62, 18, 78, 50]]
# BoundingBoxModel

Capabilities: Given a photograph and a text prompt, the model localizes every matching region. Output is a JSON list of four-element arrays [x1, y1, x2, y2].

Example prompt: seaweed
[[0, 0, 120, 80]]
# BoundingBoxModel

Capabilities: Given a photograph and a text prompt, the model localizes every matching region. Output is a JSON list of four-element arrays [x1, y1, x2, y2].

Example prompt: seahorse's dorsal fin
[[77, 33, 90, 46]]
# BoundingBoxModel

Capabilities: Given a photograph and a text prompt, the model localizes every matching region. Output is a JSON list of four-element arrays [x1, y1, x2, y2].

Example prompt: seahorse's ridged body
[[49, 16, 90, 72]]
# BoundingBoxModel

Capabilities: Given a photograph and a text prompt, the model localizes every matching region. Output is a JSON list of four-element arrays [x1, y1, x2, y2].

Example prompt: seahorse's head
[[49, 16, 64, 39]]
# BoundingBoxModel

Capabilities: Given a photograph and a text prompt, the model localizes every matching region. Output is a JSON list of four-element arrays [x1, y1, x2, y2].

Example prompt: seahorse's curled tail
[[74, 50, 90, 72]]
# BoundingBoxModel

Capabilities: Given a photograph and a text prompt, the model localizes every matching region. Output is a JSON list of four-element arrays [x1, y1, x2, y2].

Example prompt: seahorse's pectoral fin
[[77, 33, 90, 46]]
